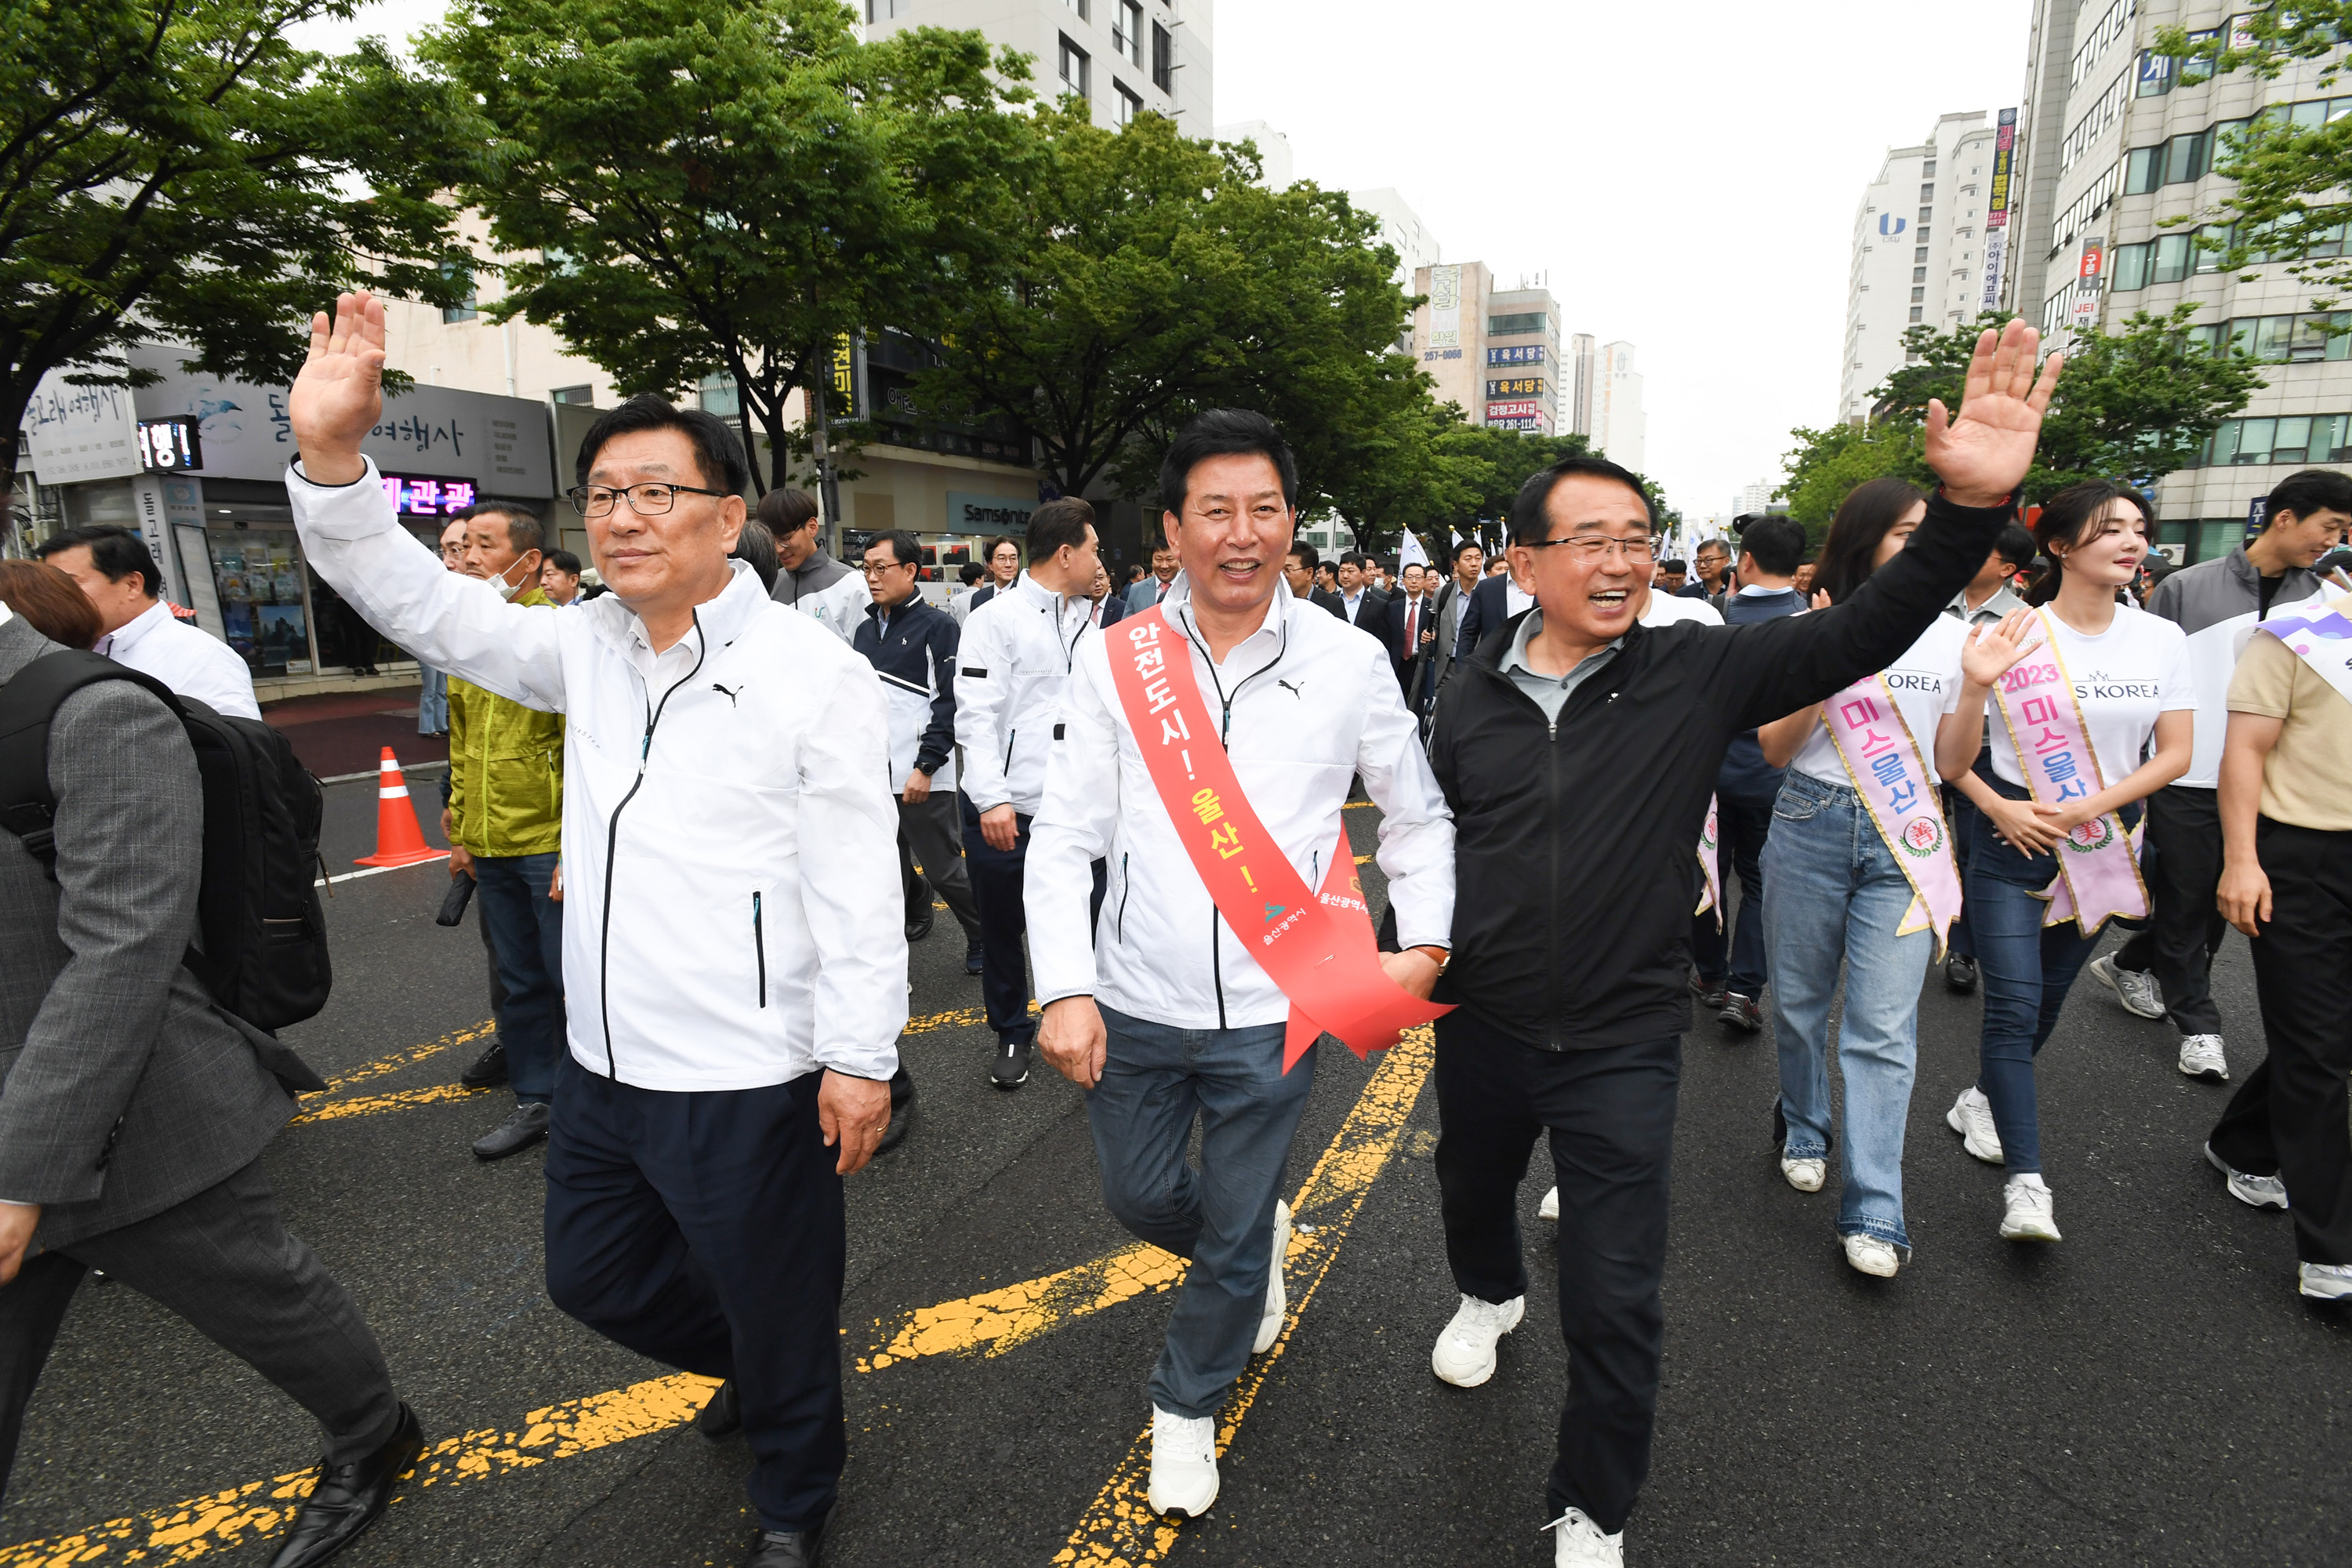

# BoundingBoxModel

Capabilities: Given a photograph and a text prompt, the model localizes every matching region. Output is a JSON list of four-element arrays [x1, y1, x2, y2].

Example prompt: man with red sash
[[1027, 408, 1454, 1521], [1422, 321, 2060, 1568]]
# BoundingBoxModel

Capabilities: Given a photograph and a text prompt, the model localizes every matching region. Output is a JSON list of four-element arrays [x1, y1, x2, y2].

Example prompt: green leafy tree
[[422, 0, 1033, 491], [1775, 421, 1922, 535], [1, 0, 472, 526], [2151, 7, 2352, 304]]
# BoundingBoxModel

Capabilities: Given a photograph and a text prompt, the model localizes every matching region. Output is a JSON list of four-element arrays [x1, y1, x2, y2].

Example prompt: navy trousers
[[1690, 786, 1774, 998], [959, 793, 1036, 1044], [543, 1058, 846, 1533]]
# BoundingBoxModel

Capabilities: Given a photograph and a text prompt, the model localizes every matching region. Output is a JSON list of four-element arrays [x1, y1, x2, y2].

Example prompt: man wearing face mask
[[441, 501, 568, 1162]]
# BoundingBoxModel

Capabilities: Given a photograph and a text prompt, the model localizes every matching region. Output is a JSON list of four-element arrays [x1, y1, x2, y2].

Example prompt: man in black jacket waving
[[1421, 321, 2060, 1568]]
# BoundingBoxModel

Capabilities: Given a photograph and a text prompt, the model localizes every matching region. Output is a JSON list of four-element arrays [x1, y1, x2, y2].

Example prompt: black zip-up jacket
[[852, 594, 960, 776], [1426, 492, 2014, 1050]]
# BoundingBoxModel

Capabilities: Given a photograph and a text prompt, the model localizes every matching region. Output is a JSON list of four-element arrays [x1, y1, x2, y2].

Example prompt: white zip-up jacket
[[1025, 575, 1455, 1029], [953, 571, 1094, 815], [287, 459, 906, 1090]]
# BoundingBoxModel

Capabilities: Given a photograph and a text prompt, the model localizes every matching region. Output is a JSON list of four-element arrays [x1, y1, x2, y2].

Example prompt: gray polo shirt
[[1500, 610, 1624, 724]]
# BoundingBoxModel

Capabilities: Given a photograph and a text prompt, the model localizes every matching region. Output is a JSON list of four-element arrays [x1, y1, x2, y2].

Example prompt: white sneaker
[[2000, 1176, 2061, 1242], [1780, 1152, 1826, 1192], [2205, 1143, 2288, 1210], [1544, 1507, 1624, 1568], [1842, 1232, 1900, 1277], [1252, 1200, 1291, 1354], [2088, 953, 2166, 1020], [2298, 1262, 2352, 1301], [1430, 1292, 1525, 1388], [2178, 1033, 2229, 1082], [1538, 1185, 1559, 1221], [1946, 1085, 2004, 1165], [1146, 1406, 1218, 1517]]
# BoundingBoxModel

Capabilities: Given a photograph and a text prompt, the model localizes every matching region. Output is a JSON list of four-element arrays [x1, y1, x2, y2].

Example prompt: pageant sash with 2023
[[1990, 608, 2150, 934], [1694, 796, 1722, 930], [1822, 673, 1964, 956], [1106, 608, 1448, 1073], [2256, 599, 2352, 708]]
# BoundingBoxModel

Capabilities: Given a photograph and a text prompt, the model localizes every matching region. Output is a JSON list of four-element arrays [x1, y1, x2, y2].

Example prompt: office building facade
[[866, 0, 1212, 133]]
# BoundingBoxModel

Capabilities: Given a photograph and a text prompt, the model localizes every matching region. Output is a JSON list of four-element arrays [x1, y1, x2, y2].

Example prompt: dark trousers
[[472, 851, 564, 1104], [2207, 820, 2352, 1265], [1944, 786, 1982, 962], [959, 792, 1034, 1042], [1691, 787, 1773, 998], [1433, 1009, 1679, 1536], [543, 1058, 846, 1532], [0, 1160, 400, 1499], [898, 793, 981, 940], [2111, 785, 2230, 1036]]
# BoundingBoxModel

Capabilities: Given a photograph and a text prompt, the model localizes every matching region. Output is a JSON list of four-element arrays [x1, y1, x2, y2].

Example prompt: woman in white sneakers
[[1939, 481, 2193, 1243], [1753, 477, 1990, 1278]]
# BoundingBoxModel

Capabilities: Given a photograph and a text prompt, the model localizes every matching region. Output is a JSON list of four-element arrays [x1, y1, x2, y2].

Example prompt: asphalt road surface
[[3, 778, 2345, 1567]]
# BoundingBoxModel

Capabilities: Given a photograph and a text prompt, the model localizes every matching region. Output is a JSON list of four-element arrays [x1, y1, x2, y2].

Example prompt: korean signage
[[1426, 264, 1461, 350], [1487, 415, 1552, 434], [381, 472, 482, 518], [1980, 107, 2016, 314], [138, 417, 204, 472], [1486, 345, 1545, 366], [22, 368, 140, 484], [2071, 238, 2105, 329], [1486, 377, 1548, 399]]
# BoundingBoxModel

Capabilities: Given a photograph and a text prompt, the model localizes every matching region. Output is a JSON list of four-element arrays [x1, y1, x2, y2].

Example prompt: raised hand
[[1960, 608, 2043, 689], [289, 290, 389, 485], [1923, 319, 2062, 509]]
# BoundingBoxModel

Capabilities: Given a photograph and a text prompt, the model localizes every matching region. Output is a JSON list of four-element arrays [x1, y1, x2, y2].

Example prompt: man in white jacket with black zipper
[[953, 497, 1100, 1090], [285, 294, 902, 1568], [1028, 409, 1454, 1522]]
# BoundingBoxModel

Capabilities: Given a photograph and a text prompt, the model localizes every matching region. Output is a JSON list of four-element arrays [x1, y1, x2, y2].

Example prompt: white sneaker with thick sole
[[1780, 1153, 1826, 1192], [2178, 1033, 2229, 1082], [1544, 1507, 1624, 1568], [1842, 1232, 1900, 1277], [2088, 953, 2166, 1019], [1538, 1185, 1559, 1221], [1252, 1200, 1291, 1354], [1946, 1085, 2004, 1165], [2298, 1262, 2352, 1301], [1430, 1292, 1525, 1388], [2000, 1176, 2061, 1242], [1146, 1406, 1219, 1517], [2205, 1143, 2288, 1210]]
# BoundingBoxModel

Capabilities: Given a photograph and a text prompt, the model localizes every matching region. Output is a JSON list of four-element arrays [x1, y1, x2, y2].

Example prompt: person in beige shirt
[[2209, 592, 2352, 1303]]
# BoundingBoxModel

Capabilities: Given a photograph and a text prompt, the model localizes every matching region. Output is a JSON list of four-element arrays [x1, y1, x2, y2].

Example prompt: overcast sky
[[299, 1, 2031, 519]]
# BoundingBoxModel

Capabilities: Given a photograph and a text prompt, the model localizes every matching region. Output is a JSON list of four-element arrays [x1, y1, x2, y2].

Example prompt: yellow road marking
[[306, 1021, 496, 1097], [858, 1242, 1186, 1372], [0, 1373, 722, 1568], [1052, 1024, 1435, 1567], [293, 1083, 491, 1124]]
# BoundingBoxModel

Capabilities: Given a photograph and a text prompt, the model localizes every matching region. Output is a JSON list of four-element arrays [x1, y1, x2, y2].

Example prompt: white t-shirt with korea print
[[1984, 604, 2195, 790], [1790, 615, 1968, 786]]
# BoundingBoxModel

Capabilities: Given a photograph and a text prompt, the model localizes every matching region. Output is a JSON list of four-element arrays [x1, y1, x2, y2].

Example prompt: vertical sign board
[[2245, 493, 2270, 543], [1980, 108, 2016, 314], [2071, 238, 2105, 331], [1426, 264, 1461, 350], [128, 474, 183, 606]]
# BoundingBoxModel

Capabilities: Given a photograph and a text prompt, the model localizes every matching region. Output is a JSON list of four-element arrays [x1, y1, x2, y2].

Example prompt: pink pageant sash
[[1695, 795, 1722, 931], [1822, 673, 1963, 956], [2256, 600, 2352, 708], [1990, 608, 2150, 935]]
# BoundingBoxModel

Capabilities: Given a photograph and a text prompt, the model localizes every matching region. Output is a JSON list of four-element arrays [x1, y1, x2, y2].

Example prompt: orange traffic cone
[[355, 747, 445, 867]]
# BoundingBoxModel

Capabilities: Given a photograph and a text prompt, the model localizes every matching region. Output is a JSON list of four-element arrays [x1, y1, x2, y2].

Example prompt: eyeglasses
[[859, 559, 915, 575], [566, 481, 730, 518], [1523, 535, 1656, 563]]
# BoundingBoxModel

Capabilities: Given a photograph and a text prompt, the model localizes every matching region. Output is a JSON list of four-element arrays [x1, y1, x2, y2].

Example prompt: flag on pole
[[1397, 531, 1432, 572]]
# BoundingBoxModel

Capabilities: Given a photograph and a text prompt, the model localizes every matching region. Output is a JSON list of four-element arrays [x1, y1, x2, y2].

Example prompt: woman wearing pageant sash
[[1938, 481, 2194, 1243], [1754, 477, 1987, 1278]]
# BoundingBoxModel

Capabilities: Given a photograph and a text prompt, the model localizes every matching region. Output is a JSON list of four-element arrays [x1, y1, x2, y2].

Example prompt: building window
[[1913, 245, 1929, 263], [1063, 0, 1089, 19], [1922, 161, 1937, 176], [1059, 35, 1089, 99], [1911, 287, 1926, 303], [1917, 206, 1933, 223], [1114, 0, 1143, 65], [2151, 231, 2194, 284], [866, 0, 906, 19], [550, 385, 594, 406], [1151, 20, 1174, 92], [1489, 311, 1548, 336], [439, 260, 475, 322], [698, 373, 739, 418], [1909, 307, 1925, 322], [1919, 183, 1936, 201], [1912, 266, 1927, 283], [1115, 81, 1142, 124]]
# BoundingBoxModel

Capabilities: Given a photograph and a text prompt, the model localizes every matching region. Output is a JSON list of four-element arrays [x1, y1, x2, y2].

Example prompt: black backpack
[[0, 650, 333, 1032]]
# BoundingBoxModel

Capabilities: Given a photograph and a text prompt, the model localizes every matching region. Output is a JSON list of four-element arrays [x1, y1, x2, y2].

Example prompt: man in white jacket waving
[[286, 293, 902, 1568], [1028, 409, 1455, 1521]]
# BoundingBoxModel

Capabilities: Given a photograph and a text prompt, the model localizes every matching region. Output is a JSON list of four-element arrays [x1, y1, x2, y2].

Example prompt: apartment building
[[864, 0, 1212, 132]]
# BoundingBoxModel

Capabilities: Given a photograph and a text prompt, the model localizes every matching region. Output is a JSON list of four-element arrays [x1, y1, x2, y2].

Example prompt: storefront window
[[205, 530, 313, 674]]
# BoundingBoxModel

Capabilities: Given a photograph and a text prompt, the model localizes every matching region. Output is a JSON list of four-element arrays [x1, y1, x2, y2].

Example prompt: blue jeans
[[418, 664, 448, 734], [1085, 1005, 1315, 1419], [1762, 772, 1932, 1250], [472, 851, 564, 1105], [1966, 773, 2140, 1176]]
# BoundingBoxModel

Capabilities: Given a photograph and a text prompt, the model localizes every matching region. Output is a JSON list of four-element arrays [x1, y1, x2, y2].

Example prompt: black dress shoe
[[877, 1073, 916, 1155], [697, 1378, 742, 1440], [460, 1040, 509, 1088], [1944, 953, 1979, 993], [267, 1402, 423, 1568], [964, 938, 985, 976], [470, 1102, 550, 1161], [746, 1526, 822, 1567], [905, 906, 935, 943]]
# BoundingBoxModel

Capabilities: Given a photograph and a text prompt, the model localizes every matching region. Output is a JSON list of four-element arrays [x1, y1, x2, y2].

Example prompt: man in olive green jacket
[[441, 502, 567, 1161]]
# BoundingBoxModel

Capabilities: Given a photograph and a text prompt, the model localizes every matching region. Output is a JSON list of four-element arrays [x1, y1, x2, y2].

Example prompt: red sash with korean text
[[1106, 607, 1449, 1072]]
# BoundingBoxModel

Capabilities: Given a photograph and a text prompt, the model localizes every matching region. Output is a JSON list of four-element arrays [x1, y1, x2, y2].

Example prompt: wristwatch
[[1410, 945, 1450, 973]]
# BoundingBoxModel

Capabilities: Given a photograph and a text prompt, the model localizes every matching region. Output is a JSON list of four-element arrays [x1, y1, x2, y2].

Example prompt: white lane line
[[315, 854, 450, 887], [318, 760, 450, 786]]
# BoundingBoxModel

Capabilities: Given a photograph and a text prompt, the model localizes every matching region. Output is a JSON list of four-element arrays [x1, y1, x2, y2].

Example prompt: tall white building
[[866, 0, 1212, 133], [2006, 1, 2352, 563], [1214, 118, 1294, 188], [1839, 111, 2010, 423], [1588, 340, 1646, 472], [1348, 187, 1442, 285]]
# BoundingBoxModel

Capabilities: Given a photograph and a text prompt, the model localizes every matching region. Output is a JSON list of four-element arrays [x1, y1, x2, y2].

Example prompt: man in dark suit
[[1427, 539, 1483, 705], [1085, 562, 1129, 629], [1284, 542, 1344, 616], [1454, 562, 1526, 660], [1382, 561, 1441, 713], [0, 609, 421, 1565], [1332, 551, 1384, 627]]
